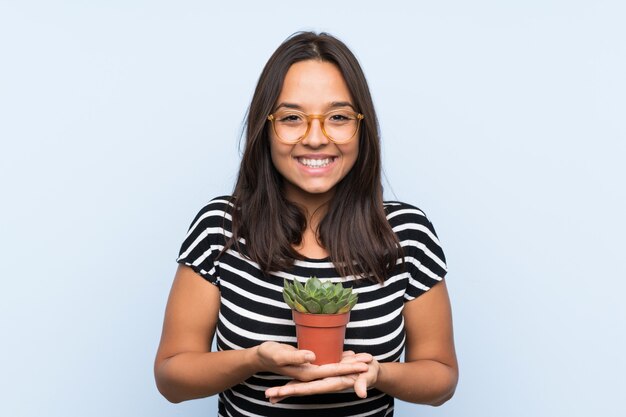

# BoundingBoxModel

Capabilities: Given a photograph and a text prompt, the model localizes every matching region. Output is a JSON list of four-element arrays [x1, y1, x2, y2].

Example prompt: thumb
[[279, 349, 315, 365]]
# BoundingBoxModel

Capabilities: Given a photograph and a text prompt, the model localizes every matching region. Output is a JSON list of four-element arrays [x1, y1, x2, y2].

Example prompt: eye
[[327, 112, 354, 123], [277, 113, 304, 123]]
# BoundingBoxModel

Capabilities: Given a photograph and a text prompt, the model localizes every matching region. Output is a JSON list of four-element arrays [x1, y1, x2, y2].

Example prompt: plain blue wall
[[1, 1, 624, 416]]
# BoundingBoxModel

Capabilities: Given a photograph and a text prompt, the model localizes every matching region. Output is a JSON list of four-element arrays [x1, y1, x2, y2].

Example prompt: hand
[[255, 342, 370, 383], [264, 351, 380, 403]]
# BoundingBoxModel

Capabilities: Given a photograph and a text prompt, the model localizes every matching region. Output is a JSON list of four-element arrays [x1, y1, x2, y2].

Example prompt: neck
[[283, 187, 334, 225], [289, 196, 332, 259], [282, 186, 336, 259]]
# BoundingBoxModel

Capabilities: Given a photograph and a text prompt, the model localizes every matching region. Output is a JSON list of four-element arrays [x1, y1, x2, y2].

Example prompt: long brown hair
[[225, 32, 403, 283]]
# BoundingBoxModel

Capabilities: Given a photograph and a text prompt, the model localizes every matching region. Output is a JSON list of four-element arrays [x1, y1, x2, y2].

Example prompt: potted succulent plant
[[283, 277, 358, 365]]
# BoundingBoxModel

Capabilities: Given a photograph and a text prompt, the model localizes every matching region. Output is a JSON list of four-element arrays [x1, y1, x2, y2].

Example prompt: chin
[[287, 182, 336, 198], [303, 187, 334, 195]]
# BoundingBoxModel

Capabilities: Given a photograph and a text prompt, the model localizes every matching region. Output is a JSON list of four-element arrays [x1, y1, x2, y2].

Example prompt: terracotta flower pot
[[292, 310, 350, 365]]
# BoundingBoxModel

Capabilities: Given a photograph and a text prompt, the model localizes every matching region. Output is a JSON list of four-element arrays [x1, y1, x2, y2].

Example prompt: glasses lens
[[324, 110, 360, 143], [272, 111, 308, 144]]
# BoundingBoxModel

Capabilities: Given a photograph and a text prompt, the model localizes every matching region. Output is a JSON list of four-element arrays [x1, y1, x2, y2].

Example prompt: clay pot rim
[[292, 310, 350, 327]]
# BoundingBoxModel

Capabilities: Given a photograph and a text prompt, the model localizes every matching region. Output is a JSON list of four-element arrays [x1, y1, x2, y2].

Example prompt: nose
[[301, 117, 329, 148]]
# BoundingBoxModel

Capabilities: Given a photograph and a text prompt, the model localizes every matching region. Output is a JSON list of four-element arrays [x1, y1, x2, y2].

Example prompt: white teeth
[[298, 157, 333, 168]]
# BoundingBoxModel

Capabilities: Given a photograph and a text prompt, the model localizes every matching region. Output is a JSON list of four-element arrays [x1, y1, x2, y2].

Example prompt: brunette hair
[[225, 31, 403, 283]]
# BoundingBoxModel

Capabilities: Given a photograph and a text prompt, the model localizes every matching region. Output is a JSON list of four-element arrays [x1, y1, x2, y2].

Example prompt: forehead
[[276, 60, 353, 109]]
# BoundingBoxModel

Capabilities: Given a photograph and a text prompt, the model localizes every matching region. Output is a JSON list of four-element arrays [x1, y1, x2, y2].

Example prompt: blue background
[[1, 1, 624, 416]]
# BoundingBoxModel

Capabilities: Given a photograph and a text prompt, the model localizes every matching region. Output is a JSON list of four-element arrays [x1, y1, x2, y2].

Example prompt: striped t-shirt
[[177, 196, 447, 417]]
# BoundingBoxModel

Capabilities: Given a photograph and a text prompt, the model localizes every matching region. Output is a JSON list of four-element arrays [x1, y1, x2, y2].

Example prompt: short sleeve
[[176, 197, 232, 286], [386, 202, 448, 301]]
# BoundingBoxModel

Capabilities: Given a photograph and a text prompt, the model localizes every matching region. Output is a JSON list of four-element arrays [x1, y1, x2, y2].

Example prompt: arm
[[266, 279, 458, 406], [374, 279, 458, 405], [154, 265, 370, 403]]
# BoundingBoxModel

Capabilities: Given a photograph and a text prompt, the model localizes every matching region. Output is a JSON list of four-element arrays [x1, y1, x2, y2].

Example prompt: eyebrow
[[274, 101, 356, 112]]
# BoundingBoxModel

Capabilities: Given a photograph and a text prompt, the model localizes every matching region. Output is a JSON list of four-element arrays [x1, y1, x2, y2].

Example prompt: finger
[[268, 395, 287, 404], [276, 349, 316, 366], [339, 353, 373, 365], [268, 393, 292, 404], [314, 362, 369, 376], [266, 375, 356, 398], [266, 377, 348, 398], [266, 380, 298, 403], [342, 350, 356, 357], [354, 374, 369, 398], [353, 353, 373, 362], [265, 386, 287, 399]]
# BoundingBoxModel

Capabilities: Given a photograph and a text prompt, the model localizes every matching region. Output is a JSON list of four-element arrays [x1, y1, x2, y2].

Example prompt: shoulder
[[383, 200, 445, 256], [181, 195, 235, 240], [195, 195, 235, 216], [384, 200, 448, 280], [383, 200, 431, 228], [187, 195, 235, 224], [178, 196, 234, 254], [177, 196, 235, 280]]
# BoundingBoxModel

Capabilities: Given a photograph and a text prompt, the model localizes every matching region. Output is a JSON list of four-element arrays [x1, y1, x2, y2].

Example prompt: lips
[[296, 156, 337, 168]]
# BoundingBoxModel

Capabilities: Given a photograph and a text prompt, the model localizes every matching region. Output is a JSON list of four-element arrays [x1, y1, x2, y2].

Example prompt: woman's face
[[269, 60, 359, 205]]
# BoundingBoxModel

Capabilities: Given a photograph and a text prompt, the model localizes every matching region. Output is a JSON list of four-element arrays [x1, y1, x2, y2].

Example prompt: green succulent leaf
[[322, 302, 339, 314], [295, 293, 308, 307], [338, 293, 349, 305], [338, 301, 352, 312], [282, 291, 294, 309], [306, 277, 321, 292], [294, 279, 306, 295], [330, 284, 341, 298], [318, 297, 330, 307], [284, 286, 296, 300], [304, 299, 322, 314], [337, 296, 358, 314], [293, 299, 308, 313]]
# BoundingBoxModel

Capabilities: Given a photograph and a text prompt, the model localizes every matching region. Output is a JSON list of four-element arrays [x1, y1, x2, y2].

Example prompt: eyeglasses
[[267, 109, 364, 144]]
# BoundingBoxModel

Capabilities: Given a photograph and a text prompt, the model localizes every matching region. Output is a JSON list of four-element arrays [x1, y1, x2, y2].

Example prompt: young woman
[[154, 32, 458, 417]]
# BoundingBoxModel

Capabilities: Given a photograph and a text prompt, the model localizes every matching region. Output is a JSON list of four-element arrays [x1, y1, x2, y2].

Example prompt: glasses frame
[[267, 109, 365, 144]]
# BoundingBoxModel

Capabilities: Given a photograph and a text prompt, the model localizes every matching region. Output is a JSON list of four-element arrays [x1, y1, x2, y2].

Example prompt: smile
[[296, 157, 336, 168]]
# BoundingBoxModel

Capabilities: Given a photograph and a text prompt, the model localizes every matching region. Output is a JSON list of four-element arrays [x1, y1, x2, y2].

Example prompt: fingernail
[[304, 353, 315, 361]]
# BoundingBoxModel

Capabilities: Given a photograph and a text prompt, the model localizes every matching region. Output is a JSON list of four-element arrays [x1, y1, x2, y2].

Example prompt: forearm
[[375, 359, 458, 406], [155, 347, 260, 403]]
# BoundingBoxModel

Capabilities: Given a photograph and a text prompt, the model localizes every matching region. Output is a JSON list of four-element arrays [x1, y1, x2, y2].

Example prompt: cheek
[[269, 140, 293, 171], [340, 143, 359, 171]]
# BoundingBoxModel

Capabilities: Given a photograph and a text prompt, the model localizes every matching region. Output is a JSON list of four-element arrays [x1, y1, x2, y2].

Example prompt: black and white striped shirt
[[177, 196, 447, 417]]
